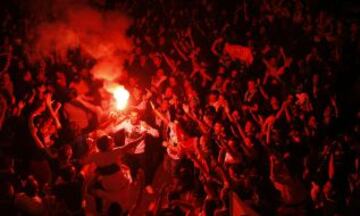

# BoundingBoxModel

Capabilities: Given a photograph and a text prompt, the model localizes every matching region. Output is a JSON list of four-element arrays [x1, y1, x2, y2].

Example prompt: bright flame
[[112, 86, 130, 110]]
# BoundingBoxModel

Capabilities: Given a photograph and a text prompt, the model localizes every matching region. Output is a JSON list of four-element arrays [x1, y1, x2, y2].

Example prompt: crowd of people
[[0, 0, 359, 215]]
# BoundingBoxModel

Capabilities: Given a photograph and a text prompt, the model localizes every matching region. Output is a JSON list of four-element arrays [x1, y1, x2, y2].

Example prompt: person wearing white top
[[104, 109, 159, 194]]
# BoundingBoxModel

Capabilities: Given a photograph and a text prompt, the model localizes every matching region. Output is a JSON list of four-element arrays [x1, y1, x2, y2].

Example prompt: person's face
[[290, 130, 301, 143], [189, 99, 198, 110], [245, 121, 253, 134], [169, 77, 177, 87], [247, 80, 256, 91], [351, 23, 358, 34], [133, 88, 142, 100], [270, 97, 279, 109], [269, 57, 276, 66], [214, 122, 223, 135], [160, 100, 169, 111], [156, 69, 164, 77], [108, 138, 115, 149], [64, 146, 73, 160], [153, 57, 162, 67], [165, 87, 173, 98], [130, 111, 140, 124], [24, 71, 32, 82], [40, 119, 52, 136], [323, 106, 331, 118], [308, 116, 317, 128], [159, 36, 165, 46], [56, 72, 67, 87], [244, 137, 253, 148], [208, 94, 218, 103], [231, 70, 238, 78], [218, 67, 226, 75], [204, 115, 213, 126], [232, 110, 240, 121], [323, 181, 333, 197], [228, 139, 236, 149], [215, 75, 223, 84], [135, 47, 142, 55]]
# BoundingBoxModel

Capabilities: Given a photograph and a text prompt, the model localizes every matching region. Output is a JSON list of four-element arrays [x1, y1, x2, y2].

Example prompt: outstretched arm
[[112, 134, 146, 155]]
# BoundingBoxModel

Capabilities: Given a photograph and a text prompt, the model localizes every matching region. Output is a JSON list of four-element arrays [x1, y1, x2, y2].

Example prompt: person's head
[[270, 96, 279, 109], [204, 106, 216, 125], [308, 115, 317, 129], [227, 137, 238, 151], [199, 135, 208, 146], [218, 66, 226, 75], [129, 109, 140, 124], [230, 69, 238, 78], [214, 75, 223, 84], [96, 135, 114, 152], [289, 129, 301, 143], [23, 70, 33, 82], [0, 181, 14, 199], [159, 36, 166, 46], [350, 22, 358, 34], [323, 180, 334, 198], [269, 57, 277, 66], [244, 120, 254, 135], [247, 80, 256, 92], [39, 117, 54, 137], [59, 144, 73, 161], [168, 76, 178, 87], [56, 71, 67, 88], [244, 137, 253, 148], [23, 176, 39, 197], [61, 165, 77, 182], [208, 91, 219, 104], [153, 57, 162, 68], [132, 87, 142, 101], [160, 100, 169, 111], [312, 73, 320, 85], [107, 202, 123, 216], [323, 105, 332, 124], [66, 88, 78, 101], [214, 121, 224, 135], [164, 87, 174, 98], [204, 181, 217, 197]]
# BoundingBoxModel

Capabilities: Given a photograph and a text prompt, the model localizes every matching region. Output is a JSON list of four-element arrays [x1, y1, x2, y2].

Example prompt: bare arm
[[75, 95, 103, 120], [45, 94, 62, 129], [28, 106, 46, 149], [150, 101, 169, 125], [172, 40, 189, 61], [211, 37, 223, 56], [112, 135, 146, 155]]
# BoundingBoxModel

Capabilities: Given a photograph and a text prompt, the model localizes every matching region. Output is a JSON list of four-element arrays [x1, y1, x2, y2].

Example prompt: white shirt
[[109, 119, 159, 154]]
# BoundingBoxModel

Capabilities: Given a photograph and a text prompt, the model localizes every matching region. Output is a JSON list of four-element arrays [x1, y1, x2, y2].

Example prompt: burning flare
[[112, 85, 129, 110]]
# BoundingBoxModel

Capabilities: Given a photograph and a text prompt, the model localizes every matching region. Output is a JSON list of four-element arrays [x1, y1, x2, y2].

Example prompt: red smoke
[[31, 0, 133, 82]]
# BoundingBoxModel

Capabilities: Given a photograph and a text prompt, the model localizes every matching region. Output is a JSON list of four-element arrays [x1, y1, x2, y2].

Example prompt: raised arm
[[150, 101, 169, 125], [75, 95, 103, 120], [45, 93, 62, 129], [28, 104, 47, 149], [172, 40, 189, 61]]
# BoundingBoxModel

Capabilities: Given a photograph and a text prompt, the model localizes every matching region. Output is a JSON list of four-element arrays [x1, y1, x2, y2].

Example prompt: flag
[[224, 43, 254, 65]]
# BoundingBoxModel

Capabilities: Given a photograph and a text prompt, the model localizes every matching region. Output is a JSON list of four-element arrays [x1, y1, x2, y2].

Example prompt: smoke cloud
[[30, 0, 133, 82]]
